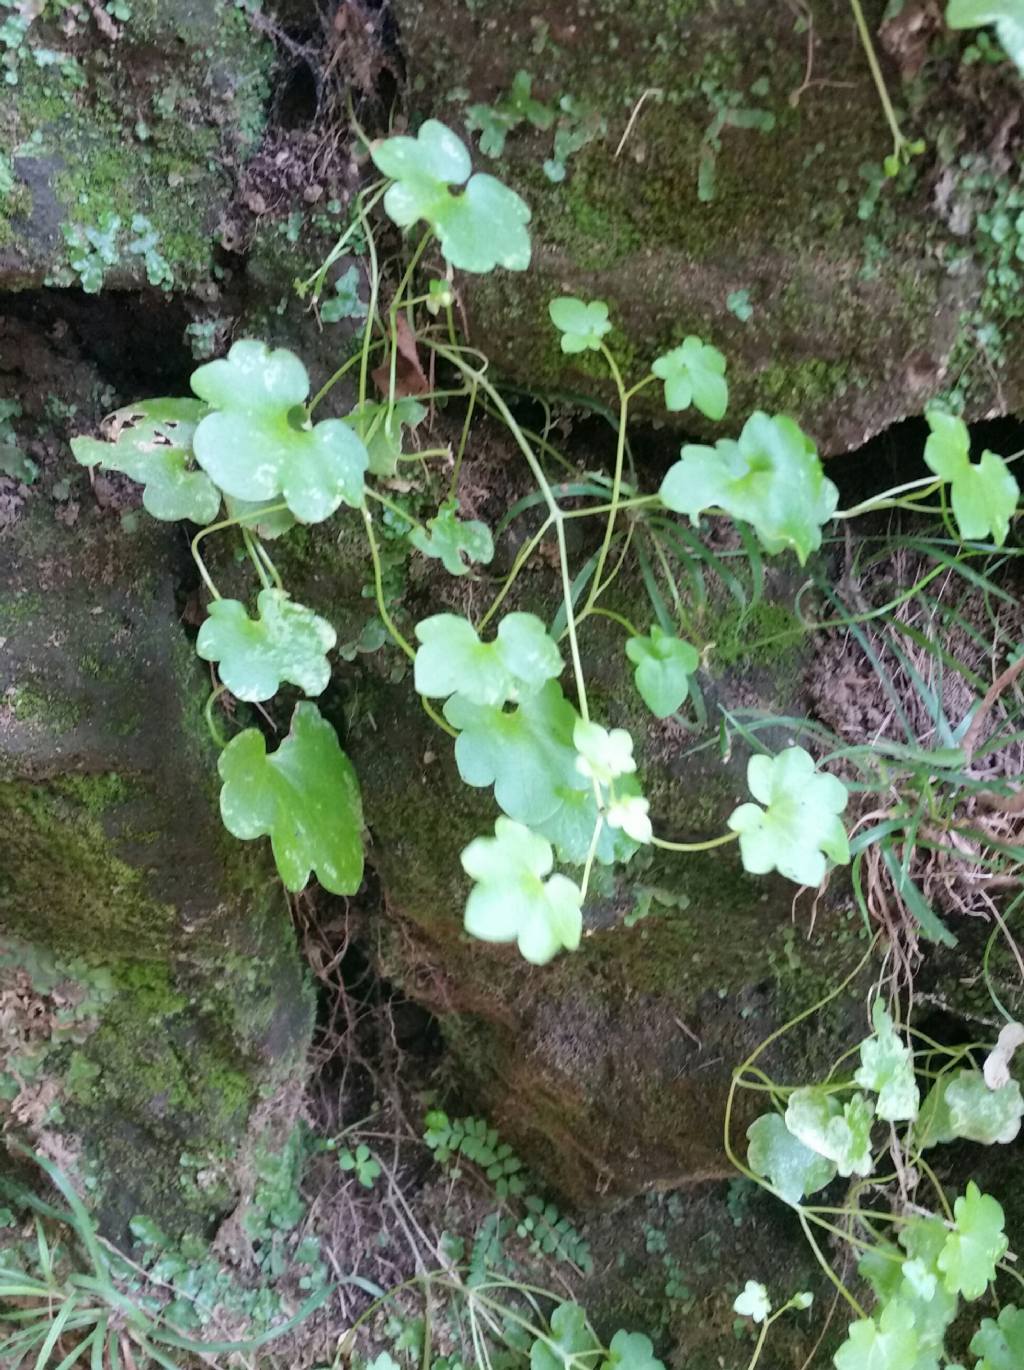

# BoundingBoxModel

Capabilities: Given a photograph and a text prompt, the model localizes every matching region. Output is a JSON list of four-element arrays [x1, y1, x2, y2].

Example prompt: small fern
[[423, 1112, 592, 1273]]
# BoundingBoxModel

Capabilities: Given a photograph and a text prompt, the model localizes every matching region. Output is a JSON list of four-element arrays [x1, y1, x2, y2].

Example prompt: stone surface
[[0, 315, 313, 1238], [392, 0, 1024, 452], [0, 1, 271, 294]]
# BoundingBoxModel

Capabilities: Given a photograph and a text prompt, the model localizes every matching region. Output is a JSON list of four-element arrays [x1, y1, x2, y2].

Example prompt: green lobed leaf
[[625, 627, 699, 718], [344, 397, 427, 478], [937, 1182, 1008, 1300], [660, 411, 839, 564], [601, 1330, 665, 1370], [217, 701, 364, 895], [833, 1298, 921, 1370], [71, 397, 220, 524], [970, 1304, 1024, 1370], [445, 681, 584, 825], [196, 589, 336, 702], [916, 1068, 1023, 1147], [414, 611, 562, 707], [460, 818, 583, 965], [531, 1303, 602, 1370], [191, 340, 368, 523], [890, 1217, 961, 1355], [746, 1112, 838, 1205], [651, 337, 729, 420], [923, 409, 1019, 545], [548, 296, 612, 353], [853, 1001, 920, 1122], [784, 1087, 875, 1177], [409, 500, 494, 575], [371, 120, 532, 273], [535, 778, 641, 867], [728, 747, 850, 887]]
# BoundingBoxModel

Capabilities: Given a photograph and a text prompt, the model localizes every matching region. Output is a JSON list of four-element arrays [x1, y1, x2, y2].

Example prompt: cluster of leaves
[[464, 71, 606, 182], [66, 118, 1021, 982], [423, 1112, 592, 1270], [742, 1000, 1024, 1367]]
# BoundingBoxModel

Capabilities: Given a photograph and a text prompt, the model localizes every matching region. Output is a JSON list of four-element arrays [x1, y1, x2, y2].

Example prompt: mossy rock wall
[[393, 0, 1024, 452], [0, 1, 270, 294], [0, 324, 313, 1239]]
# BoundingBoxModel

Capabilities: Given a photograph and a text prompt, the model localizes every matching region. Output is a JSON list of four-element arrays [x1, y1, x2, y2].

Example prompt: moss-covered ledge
[[392, 0, 1024, 452], [0, 485, 313, 1240]]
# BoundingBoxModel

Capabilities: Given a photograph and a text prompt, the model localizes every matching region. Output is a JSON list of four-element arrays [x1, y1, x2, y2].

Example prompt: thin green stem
[[832, 476, 943, 521], [624, 373, 659, 403], [447, 380, 478, 502], [579, 818, 604, 901], [242, 527, 272, 590], [365, 485, 427, 533], [848, 0, 909, 161], [361, 504, 415, 661], [588, 606, 640, 637], [253, 537, 284, 592], [580, 342, 630, 620], [479, 517, 554, 631], [386, 231, 432, 404], [308, 339, 386, 415], [652, 830, 738, 853], [798, 1211, 867, 1319], [743, 1319, 770, 1370], [427, 342, 592, 721], [204, 689, 227, 749], [561, 495, 660, 520], [297, 181, 387, 300]]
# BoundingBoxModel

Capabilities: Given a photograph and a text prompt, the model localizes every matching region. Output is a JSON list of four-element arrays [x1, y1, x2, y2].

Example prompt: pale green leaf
[[784, 1087, 875, 1177], [728, 747, 850, 887], [733, 1281, 771, 1323], [192, 340, 368, 523], [937, 1182, 1007, 1300], [344, 397, 427, 477], [854, 1001, 920, 1122], [651, 336, 729, 420], [601, 1329, 664, 1370], [409, 500, 494, 575], [549, 296, 612, 353], [372, 120, 532, 273], [916, 1068, 1023, 1147], [71, 397, 220, 524], [923, 409, 1019, 545], [746, 1112, 837, 1205], [970, 1303, 1024, 1370], [444, 681, 583, 825], [218, 701, 363, 894], [660, 412, 838, 564], [462, 819, 582, 965], [833, 1299, 920, 1370], [531, 1302, 601, 1370], [894, 1218, 961, 1353], [414, 612, 562, 707], [196, 588, 336, 702], [625, 627, 699, 718], [534, 779, 640, 867]]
